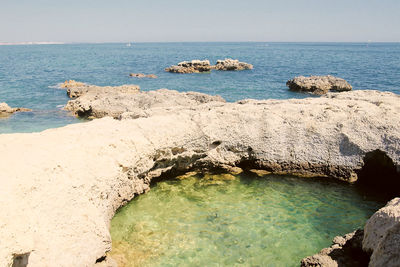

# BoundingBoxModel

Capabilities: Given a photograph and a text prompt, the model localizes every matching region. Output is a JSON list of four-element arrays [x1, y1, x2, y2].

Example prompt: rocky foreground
[[0, 86, 399, 266]]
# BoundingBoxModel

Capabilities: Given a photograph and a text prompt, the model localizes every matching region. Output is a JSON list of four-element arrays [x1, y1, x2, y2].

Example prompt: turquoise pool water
[[1, 42, 399, 133], [110, 173, 384, 266]]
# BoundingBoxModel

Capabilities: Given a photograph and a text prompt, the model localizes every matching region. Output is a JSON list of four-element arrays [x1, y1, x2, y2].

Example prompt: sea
[[0, 42, 399, 133]]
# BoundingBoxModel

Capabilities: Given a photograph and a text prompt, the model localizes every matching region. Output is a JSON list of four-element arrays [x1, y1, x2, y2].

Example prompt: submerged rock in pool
[[286, 75, 352, 95]]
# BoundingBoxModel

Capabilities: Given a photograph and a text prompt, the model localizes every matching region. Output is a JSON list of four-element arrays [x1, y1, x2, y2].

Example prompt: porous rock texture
[[0, 102, 31, 116], [165, 60, 212, 73], [214, 58, 253, 71], [61, 80, 140, 98], [0, 89, 399, 266], [65, 88, 225, 119], [287, 75, 352, 95], [364, 198, 400, 266]]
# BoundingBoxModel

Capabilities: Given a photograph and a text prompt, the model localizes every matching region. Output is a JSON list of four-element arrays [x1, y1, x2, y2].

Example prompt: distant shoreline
[[0, 42, 65, 46]]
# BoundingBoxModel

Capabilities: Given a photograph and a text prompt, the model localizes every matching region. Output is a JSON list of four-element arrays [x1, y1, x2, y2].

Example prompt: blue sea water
[[0, 42, 399, 133]]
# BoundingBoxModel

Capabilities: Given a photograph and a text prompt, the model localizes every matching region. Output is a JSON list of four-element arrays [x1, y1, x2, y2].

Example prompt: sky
[[0, 0, 399, 43]]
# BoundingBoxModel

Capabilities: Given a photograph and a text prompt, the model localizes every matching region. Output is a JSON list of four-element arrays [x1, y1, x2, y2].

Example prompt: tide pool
[[110, 173, 384, 266]]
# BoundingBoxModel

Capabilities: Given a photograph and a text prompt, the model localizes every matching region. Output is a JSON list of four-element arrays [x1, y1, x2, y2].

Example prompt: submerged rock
[[0, 102, 31, 116], [214, 58, 253, 71], [0, 89, 399, 266], [129, 73, 157, 79], [165, 60, 212, 73], [286, 75, 352, 95]]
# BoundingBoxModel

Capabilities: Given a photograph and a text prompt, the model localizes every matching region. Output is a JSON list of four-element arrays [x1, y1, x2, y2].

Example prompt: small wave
[[48, 83, 65, 89]]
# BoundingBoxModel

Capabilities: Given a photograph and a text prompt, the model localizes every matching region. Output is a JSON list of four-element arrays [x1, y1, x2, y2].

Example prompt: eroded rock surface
[[214, 58, 253, 71], [0, 90, 399, 266], [287, 75, 352, 95], [0, 102, 31, 116], [61, 80, 140, 98], [165, 60, 212, 73], [65, 88, 225, 119], [363, 198, 400, 267]]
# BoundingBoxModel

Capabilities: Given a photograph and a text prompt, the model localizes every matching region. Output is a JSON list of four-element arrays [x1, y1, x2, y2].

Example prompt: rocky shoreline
[[0, 83, 399, 266]]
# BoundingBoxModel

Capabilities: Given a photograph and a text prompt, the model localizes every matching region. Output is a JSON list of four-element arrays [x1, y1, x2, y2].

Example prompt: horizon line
[[1, 41, 400, 46]]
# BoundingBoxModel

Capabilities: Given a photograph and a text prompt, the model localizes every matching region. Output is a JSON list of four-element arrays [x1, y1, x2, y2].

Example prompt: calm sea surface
[[0, 42, 399, 133]]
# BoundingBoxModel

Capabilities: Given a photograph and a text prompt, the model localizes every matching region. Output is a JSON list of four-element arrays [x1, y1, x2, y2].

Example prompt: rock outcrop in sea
[[286, 75, 353, 95], [0, 86, 399, 266], [0, 102, 31, 116], [214, 58, 253, 71], [165, 59, 253, 73], [165, 60, 212, 73]]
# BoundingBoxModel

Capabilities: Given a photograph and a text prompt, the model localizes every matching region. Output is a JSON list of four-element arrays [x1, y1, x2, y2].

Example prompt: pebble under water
[[110, 173, 384, 267]]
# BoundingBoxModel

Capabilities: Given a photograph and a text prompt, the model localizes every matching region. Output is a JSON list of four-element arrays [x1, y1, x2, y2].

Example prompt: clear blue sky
[[1, 0, 399, 42]]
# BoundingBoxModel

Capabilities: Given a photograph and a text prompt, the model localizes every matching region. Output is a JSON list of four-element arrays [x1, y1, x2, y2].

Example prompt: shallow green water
[[110, 173, 383, 267]]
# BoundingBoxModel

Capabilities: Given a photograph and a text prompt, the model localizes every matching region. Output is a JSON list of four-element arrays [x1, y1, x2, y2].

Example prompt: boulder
[[214, 58, 253, 71], [129, 73, 157, 79], [0, 102, 31, 116], [286, 75, 352, 95], [165, 60, 212, 73]]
